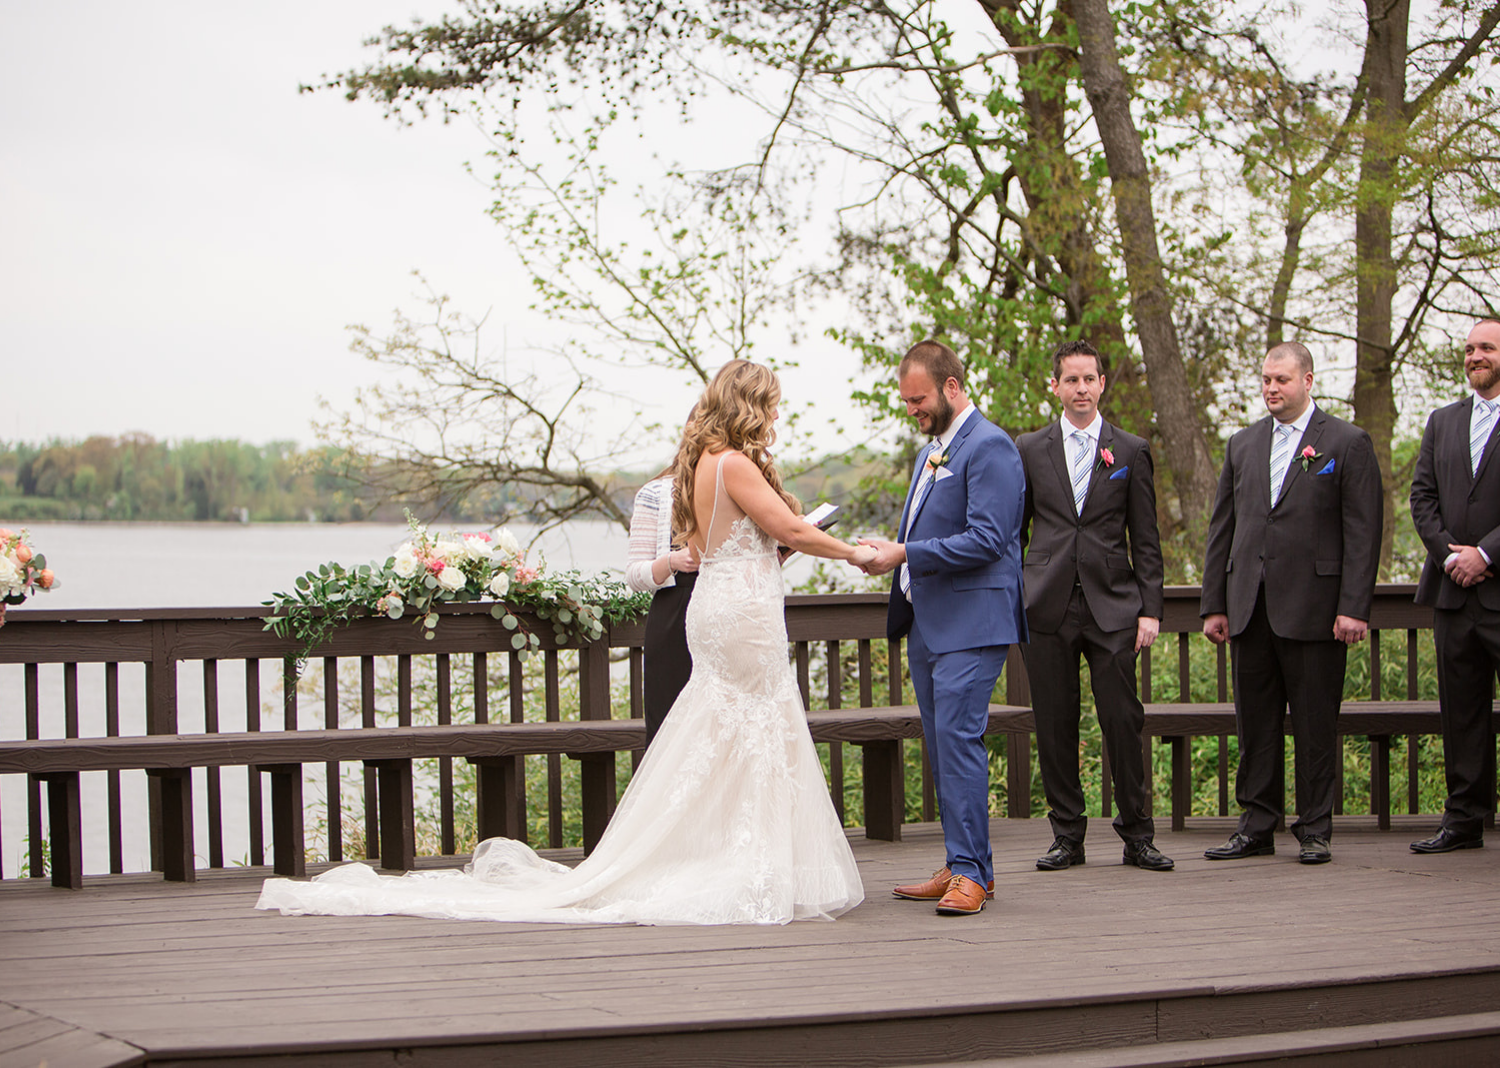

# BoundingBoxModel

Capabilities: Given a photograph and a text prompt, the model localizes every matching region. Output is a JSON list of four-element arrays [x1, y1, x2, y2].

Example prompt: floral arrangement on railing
[[263, 515, 649, 666], [0, 528, 58, 626]]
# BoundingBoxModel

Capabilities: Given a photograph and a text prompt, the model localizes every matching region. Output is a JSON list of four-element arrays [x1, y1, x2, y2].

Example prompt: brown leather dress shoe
[[935, 874, 987, 915], [893, 867, 994, 900]]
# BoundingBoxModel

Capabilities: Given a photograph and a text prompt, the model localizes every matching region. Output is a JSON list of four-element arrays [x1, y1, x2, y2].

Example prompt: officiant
[[625, 410, 700, 745]]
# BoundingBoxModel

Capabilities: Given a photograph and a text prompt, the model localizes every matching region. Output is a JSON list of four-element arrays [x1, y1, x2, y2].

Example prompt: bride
[[257, 360, 876, 925]]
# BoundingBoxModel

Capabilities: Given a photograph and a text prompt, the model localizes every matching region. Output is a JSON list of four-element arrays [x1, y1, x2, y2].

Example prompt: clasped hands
[[1445, 544, 1493, 588], [852, 538, 903, 575]]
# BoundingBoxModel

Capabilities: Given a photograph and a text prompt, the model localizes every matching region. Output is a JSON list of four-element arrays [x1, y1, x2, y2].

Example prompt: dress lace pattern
[[256, 457, 864, 925]]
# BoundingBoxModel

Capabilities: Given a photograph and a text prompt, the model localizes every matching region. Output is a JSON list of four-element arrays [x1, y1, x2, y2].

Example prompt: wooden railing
[[0, 585, 1460, 883]]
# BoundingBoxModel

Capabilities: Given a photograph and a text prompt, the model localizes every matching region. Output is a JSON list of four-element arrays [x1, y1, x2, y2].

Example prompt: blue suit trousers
[[907, 618, 1007, 885]]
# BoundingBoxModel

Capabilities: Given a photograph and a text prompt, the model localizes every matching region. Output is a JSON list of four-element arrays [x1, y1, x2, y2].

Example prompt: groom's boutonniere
[[1096, 446, 1115, 470], [1296, 445, 1324, 471], [925, 447, 951, 473]]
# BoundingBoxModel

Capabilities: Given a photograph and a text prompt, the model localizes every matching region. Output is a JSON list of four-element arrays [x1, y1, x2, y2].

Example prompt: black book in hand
[[779, 503, 840, 562]]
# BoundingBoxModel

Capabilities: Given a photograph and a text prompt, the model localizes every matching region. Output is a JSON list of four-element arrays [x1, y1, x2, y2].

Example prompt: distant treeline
[[0, 435, 883, 527], [0, 436, 387, 523]]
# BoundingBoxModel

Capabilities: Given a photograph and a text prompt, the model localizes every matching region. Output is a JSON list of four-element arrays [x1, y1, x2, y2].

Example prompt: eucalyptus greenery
[[263, 518, 649, 669]]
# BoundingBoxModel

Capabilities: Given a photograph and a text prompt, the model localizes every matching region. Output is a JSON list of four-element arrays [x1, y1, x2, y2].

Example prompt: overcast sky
[[1, 2, 700, 451]]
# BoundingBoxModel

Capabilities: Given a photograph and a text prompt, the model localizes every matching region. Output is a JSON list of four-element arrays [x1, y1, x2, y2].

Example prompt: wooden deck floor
[[6, 817, 1500, 1068]]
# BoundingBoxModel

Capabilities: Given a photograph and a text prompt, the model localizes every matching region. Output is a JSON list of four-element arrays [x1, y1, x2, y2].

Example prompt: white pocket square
[[934, 466, 955, 482]]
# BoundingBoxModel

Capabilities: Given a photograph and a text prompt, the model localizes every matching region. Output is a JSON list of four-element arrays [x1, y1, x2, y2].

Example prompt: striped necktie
[[899, 443, 936, 599], [1269, 422, 1295, 503], [1472, 398, 1496, 476], [1070, 430, 1091, 515]]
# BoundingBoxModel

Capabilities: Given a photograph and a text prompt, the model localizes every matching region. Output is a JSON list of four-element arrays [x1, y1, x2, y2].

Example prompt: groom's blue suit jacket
[[886, 409, 1029, 654]]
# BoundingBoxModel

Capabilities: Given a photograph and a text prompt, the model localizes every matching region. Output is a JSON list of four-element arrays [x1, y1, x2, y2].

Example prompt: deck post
[[38, 772, 83, 889], [149, 768, 195, 882], [861, 740, 904, 841], [1370, 736, 1392, 830], [257, 764, 307, 877], [577, 752, 617, 854], [364, 759, 415, 871], [472, 757, 528, 843], [1170, 735, 1191, 832]]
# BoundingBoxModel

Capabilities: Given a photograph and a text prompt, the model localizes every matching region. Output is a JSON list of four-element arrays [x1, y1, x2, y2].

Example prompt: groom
[[860, 340, 1028, 915]]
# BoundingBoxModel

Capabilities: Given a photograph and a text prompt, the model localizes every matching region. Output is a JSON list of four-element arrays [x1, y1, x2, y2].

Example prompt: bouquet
[[1, 528, 58, 624], [264, 513, 648, 667]]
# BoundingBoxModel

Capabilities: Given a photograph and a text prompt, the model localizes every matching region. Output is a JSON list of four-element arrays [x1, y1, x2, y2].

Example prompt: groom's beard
[[922, 394, 956, 437]]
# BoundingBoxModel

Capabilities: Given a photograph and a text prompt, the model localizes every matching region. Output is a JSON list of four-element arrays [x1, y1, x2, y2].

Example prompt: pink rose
[[1301, 445, 1316, 459], [1098, 447, 1115, 468]]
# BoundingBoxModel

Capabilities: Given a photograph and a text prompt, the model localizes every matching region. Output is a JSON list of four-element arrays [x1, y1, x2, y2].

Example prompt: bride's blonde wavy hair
[[672, 360, 799, 546]]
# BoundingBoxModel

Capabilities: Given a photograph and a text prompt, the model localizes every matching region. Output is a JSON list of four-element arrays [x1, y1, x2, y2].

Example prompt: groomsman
[[1409, 319, 1500, 853], [1200, 342, 1382, 864], [1016, 340, 1171, 872]]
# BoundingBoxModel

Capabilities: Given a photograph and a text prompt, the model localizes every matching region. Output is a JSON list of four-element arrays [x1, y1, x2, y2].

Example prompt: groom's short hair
[[901, 340, 965, 391]]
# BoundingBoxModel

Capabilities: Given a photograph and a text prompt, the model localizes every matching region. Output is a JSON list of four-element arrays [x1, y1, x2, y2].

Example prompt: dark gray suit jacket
[[1017, 420, 1164, 634], [1411, 396, 1500, 611], [1201, 406, 1383, 641]]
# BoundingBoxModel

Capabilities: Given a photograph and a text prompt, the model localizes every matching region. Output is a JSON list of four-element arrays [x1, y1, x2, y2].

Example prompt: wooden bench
[[806, 704, 1034, 840], [2, 704, 1039, 890], [0, 722, 643, 889], [1143, 700, 1500, 832]]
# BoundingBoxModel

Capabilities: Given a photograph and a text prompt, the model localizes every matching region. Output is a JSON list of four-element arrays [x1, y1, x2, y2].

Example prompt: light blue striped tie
[[1473, 399, 1496, 476], [1070, 431, 1091, 515], [1269, 422, 1295, 503], [899, 444, 936, 599]]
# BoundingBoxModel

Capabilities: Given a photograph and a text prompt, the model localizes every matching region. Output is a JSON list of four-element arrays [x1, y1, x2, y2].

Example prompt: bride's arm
[[720, 453, 873, 566]]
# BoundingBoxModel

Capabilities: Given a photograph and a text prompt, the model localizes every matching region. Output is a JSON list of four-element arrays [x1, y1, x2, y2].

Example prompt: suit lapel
[[1471, 397, 1500, 484], [1080, 422, 1112, 517], [1045, 422, 1071, 507], [1277, 409, 1325, 507], [897, 443, 929, 540], [1250, 416, 1275, 512], [907, 409, 981, 533]]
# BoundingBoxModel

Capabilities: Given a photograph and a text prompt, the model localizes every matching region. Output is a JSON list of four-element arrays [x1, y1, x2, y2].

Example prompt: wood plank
[[0, 1001, 144, 1068], [7, 821, 1500, 1066]]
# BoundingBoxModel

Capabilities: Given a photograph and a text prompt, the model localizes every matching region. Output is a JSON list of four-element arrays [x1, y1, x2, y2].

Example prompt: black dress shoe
[[1410, 827, 1484, 854], [1298, 835, 1332, 864], [1036, 838, 1086, 871], [1203, 832, 1275, 860], [1122, 840, 1175, 871]]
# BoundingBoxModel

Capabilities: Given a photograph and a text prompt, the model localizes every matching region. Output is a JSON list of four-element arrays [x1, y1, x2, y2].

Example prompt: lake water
[[0, 520, 826, 876], [9, 519, 633, 610]]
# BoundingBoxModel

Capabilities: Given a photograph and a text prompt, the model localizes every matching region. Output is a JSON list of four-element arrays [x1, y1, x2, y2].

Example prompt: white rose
[[436, 565, 467, 591], [0, 556, 20, 596], [463, 534, 494, 560], [492, 529, 521, 559], [392, 547, 420, 579], [433, 537, 467, 563], [487, 571, 511, 598]]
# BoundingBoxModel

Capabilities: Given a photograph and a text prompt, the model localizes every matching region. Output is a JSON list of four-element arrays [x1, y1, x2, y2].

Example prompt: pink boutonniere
[[1296, 445, 1324, 471], [1096, 446, 1115, 469], [925, 448, 951, 472]]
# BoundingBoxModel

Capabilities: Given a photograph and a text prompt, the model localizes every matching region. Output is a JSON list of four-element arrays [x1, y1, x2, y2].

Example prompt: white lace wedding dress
[[256, 459, 864, 925]]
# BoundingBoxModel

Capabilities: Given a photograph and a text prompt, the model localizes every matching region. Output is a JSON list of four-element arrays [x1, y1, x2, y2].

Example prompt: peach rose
[[15, 545, 32, 564], [38, 569, 55, 589]]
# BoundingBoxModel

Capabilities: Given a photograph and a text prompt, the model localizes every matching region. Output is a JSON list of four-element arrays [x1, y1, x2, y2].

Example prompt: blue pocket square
[[1108, 466, 1129, 480], [1317, 459, 1335, 475]]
